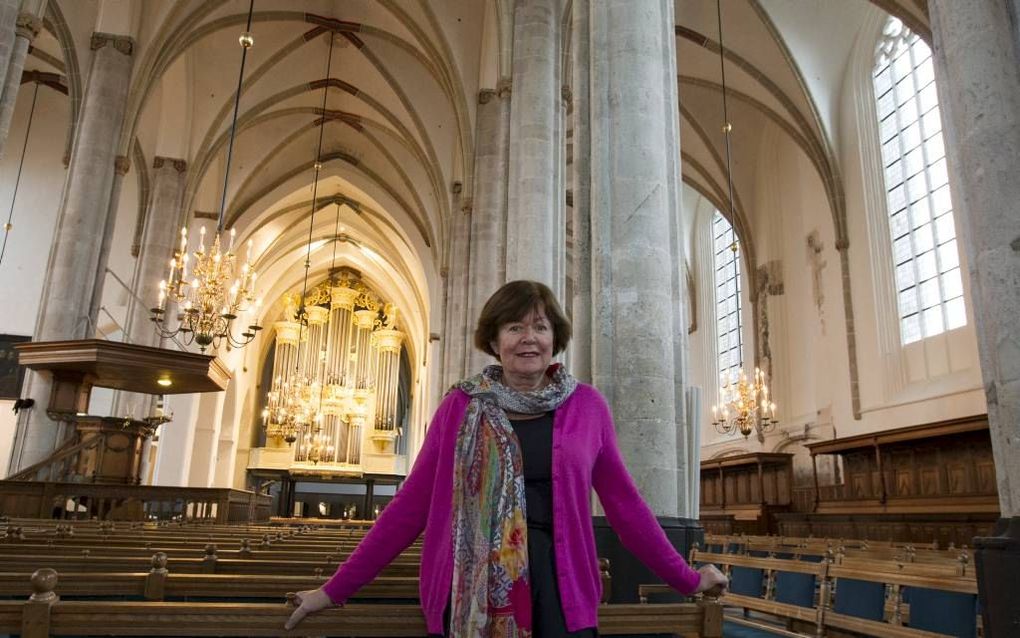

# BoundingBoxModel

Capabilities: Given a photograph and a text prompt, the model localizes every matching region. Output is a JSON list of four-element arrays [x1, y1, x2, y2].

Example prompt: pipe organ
[[259, 272, 405, 473]]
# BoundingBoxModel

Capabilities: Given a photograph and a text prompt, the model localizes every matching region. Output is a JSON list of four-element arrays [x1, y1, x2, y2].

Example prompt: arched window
[[874, 17, 965, 345], [713, 211, 742, 382]]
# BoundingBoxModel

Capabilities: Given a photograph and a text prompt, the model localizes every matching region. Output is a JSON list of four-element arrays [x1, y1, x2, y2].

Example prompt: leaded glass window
[[713, 211, 742, 381], [874, 17, 966, 345]]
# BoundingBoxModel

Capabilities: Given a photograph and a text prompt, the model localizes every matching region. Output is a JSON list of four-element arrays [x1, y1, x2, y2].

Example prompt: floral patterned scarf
[[450, 364, 578, 638]]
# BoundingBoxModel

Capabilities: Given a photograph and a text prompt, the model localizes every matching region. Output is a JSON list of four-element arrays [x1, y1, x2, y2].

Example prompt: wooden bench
[[0, 568, 722, 637], [0, 554, 611, 603], [641, 548, 979, 637]]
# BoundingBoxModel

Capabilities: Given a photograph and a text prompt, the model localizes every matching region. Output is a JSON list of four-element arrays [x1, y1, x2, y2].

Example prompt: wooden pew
[[646, 549, 827, 636], [823, 563, 979, 638], [0, 554, 612, 605], [642, 548, 980, 637], [0, 553, 422, 577], [0, 568, 723, 637]]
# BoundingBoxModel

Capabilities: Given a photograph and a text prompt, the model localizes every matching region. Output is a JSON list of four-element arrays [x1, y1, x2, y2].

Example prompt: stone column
[[116, 156, 187, 422], [587, 0, 698, 602], [0, 7, 44, 156], [929, 2, 1020, 635], [466, 84, 511, 374], [0, 0, 19, 155], [505, 0, 565, 293], [589, 0, 684, 514], [188, 390, 226, 488], [569, 3, 592, 384], [9, 32, 134, 474], [442, 189, 471, 388], [126, 156, 187, 341]]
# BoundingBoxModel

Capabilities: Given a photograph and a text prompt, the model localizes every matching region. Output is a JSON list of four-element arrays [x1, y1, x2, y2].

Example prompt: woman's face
[[491, 305, 554, 383]]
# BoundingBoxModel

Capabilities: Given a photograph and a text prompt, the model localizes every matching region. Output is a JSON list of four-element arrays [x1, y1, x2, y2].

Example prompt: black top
[[510, 411, 554, 530]]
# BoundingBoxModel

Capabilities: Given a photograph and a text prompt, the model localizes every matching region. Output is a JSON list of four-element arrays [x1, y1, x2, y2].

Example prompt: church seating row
[[0, 555, 611, 604], [641, 549, 979, 638], [0, 551, 423, 577], [0, 541, 423, 563], [705, 533, 941, 552], [702, 535, 972, 576], [0, 569, 722, 637]]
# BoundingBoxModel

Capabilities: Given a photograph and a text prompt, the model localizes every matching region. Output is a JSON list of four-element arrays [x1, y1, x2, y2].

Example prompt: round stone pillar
[[930, 0, 1020, 520], [505, 0, 566, 294], [126, 157, 187, 341], [569, 1, 592, 384], [929, 1, 1020, 634], [442, 191, 471, 388], [115, 156, 187, 422], [589, 0, 686, 516], [10, 32, 135, 474], [466, 84, 511, 375], [0, 9, 43, 156]]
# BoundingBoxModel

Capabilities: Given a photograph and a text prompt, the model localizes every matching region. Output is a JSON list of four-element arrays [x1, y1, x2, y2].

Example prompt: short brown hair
[[474, 280, 572, 358]]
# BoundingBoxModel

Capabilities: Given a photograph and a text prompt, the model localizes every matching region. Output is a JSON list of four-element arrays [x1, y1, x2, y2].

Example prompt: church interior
[[0, 0, 1016, 636]]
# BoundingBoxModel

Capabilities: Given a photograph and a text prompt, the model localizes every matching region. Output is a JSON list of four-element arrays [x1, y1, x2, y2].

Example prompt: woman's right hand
[[693, 564, 728, 597], [284, 588, 336, 630]]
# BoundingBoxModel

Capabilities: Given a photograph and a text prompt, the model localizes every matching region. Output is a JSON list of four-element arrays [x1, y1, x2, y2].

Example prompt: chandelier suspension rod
[[716, 0, 743, 365], [317, 201, 344, 409], [716, 0, 736, 225], [215, 0, 255, 233], [293, 33, 336, 378], [0, 81, 40, 267]]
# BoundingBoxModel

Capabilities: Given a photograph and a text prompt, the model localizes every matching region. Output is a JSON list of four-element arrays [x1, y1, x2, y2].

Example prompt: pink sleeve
[[321, 393, 458, 603], [590, 399, 701, 595]]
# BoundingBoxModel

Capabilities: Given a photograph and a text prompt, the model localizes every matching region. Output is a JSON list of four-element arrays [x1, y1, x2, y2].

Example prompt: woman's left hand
[[694, 564, 728, 596]]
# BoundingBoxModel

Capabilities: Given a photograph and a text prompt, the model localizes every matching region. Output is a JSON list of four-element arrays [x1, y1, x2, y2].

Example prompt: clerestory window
[[713, 211, 743, 382], [873, 17, 966, 345]]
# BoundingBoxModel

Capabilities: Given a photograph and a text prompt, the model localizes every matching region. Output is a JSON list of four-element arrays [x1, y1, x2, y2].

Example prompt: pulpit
[[13, 339, 229, 485]]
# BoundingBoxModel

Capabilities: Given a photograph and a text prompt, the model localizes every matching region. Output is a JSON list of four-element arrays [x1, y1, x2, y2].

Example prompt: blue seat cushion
[[833, 578, 885, 621], [729, 566, 764, 598], [905, 587, 977, 638], [774, 571, 815, 608]]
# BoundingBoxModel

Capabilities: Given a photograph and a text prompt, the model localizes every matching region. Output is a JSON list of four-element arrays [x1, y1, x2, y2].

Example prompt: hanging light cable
[[710, 0, 778, 441], [0, 81, 40, 268], [151, 0, 263, 352], [263, 33, 335, 448]]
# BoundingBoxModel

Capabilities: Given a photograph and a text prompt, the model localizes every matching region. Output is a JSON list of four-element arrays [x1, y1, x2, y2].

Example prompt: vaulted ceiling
[[23, 0, 930, 330]]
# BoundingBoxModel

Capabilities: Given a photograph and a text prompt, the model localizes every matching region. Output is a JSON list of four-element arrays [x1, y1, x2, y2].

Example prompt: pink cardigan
[[322, 383, 701, 633]]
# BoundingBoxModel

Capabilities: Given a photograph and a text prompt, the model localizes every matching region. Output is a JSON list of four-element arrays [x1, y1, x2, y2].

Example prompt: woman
[[286, 280, 727, 636]]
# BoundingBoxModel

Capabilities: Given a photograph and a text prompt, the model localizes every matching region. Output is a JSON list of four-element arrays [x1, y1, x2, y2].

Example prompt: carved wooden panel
[[920, 467, 940, 496], [776, 514, 998, 547], [850, 473, 870, 499], [895, 469, 913, 497], [976, 461, 996, 493], [816, 427, 994, 505]]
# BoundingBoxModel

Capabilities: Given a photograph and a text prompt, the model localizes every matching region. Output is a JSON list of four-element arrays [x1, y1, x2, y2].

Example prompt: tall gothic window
[[713, 211, 742, 382], [874, 17, 966, 345]]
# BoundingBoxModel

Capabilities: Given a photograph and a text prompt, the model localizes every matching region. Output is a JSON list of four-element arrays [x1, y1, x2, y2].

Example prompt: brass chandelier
[[151, 0, 262, 352], [712, 367, 778, 439], [710, 0, 778, 441]]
